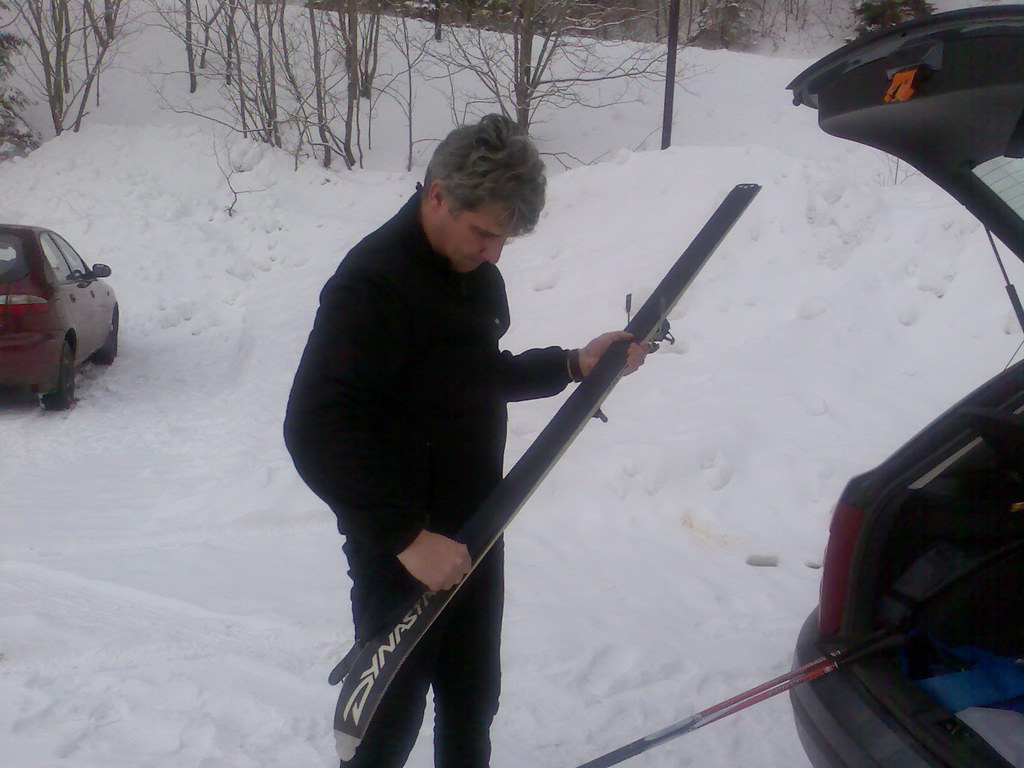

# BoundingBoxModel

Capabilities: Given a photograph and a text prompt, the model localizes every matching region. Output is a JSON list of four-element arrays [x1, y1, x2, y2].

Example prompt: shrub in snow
[[689, 0, 760, 51], [853, 0, 935, 39]]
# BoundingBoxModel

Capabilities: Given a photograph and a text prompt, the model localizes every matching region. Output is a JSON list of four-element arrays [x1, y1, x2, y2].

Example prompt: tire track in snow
[[0, 560, 348, 678], [1, 515, 331, 560]]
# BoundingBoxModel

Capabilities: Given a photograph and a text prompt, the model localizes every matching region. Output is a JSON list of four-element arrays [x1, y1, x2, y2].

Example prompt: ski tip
[[335, 729, 362, 762], [327, 664, 346, 686], [328, 642, 363, 686]]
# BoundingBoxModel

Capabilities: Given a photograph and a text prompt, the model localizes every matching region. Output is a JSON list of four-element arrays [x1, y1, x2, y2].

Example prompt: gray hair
[[424, 114, 546, 236]]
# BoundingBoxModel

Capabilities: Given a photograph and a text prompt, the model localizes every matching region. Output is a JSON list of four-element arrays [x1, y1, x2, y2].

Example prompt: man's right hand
[[397, 530, 472, 592]]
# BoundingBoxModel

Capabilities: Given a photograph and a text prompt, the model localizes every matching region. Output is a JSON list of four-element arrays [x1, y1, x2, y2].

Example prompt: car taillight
[[818, 502, 865, 637], [0, 295, 49, 315]]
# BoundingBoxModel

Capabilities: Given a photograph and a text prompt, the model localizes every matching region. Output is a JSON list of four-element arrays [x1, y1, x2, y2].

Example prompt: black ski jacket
[[284, 192, 571, 562]]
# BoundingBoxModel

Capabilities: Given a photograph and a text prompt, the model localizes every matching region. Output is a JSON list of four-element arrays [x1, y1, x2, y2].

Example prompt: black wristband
[[567, 348, 584, 382]]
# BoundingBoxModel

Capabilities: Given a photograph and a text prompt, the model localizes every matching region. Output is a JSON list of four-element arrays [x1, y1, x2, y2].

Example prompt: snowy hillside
[[3, 6, 1024, 768]]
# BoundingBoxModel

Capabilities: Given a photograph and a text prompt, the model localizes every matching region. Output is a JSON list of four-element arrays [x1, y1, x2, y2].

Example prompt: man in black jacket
[[284, 114, 645, 768]]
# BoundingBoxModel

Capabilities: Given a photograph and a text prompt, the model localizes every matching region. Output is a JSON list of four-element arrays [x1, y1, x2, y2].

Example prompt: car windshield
[[973, 156, 1024, 219], [0, 234, 29, 283]]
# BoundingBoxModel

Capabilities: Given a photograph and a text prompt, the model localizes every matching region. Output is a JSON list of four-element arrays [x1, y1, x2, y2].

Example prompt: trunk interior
[[851, 404, 1024, 766]]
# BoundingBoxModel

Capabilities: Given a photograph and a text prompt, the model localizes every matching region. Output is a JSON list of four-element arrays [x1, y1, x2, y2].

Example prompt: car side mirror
[[90, 263, 112, 279]]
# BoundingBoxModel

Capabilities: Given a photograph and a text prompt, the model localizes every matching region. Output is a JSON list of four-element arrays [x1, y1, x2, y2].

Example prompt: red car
[[0, 225, 118, 410]]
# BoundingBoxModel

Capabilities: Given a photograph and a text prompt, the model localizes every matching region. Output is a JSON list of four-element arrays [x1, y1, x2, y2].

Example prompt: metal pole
[[662, 0, 681, 150]]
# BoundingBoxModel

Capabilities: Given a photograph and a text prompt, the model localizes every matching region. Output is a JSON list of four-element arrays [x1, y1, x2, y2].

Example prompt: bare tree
[[308, 1, 332, 167], [165, 0, 225, 93], [151, 0, 363, 169], [212, 136, 267, 215], [183, 0, 196, 91], [146, 0, 231, 85], [376, 12, 431, 171], [14, 0, 131, 135], [358, 0, 381, 99], [326, 0, 359, 165], [433, 0, 664, 132]]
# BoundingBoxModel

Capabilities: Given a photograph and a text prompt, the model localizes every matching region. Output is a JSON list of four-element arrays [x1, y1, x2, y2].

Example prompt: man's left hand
[[578, 330, 648, 378]]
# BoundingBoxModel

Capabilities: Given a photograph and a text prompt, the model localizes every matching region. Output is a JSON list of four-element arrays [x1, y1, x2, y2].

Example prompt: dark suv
[[0, 225, 118, 410], [787, 7, 1024, 768]]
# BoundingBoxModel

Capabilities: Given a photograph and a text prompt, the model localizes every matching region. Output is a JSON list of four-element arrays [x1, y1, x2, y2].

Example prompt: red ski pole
[[570, 628, 902, 768]]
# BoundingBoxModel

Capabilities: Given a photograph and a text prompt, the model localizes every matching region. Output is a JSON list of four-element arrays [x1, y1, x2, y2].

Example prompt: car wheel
[[91, 306, 119, 365], [41, 340, 75, 411]]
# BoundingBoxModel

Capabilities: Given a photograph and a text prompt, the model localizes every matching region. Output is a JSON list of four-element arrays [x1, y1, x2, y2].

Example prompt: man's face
[[424, 183, 511, 273]]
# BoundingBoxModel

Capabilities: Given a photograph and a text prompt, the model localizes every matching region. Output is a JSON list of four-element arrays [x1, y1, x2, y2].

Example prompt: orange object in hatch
[[885, 68, 920, 103]]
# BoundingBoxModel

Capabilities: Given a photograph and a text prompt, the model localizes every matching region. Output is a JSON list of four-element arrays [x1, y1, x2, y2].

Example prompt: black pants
[[342, 541, 504, 768]]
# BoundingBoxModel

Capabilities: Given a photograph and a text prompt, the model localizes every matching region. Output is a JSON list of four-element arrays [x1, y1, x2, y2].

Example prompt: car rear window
[[0, 233, 30, 283], [973, 157, 1024, 219]]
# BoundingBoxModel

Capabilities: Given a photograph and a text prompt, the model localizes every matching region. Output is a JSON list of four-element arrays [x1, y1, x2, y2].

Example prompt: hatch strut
[[985, 228, 1024, 367]]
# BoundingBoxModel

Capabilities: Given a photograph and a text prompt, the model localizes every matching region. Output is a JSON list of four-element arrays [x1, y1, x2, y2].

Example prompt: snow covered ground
[[3, 6, 1024, 768]]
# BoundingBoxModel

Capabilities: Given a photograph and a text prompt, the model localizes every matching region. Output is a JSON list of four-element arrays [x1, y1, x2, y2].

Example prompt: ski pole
[[570, 628, 902, 768]]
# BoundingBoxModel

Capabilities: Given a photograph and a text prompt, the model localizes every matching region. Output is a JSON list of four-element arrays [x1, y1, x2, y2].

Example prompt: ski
[[329, 183, 762, 762]]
